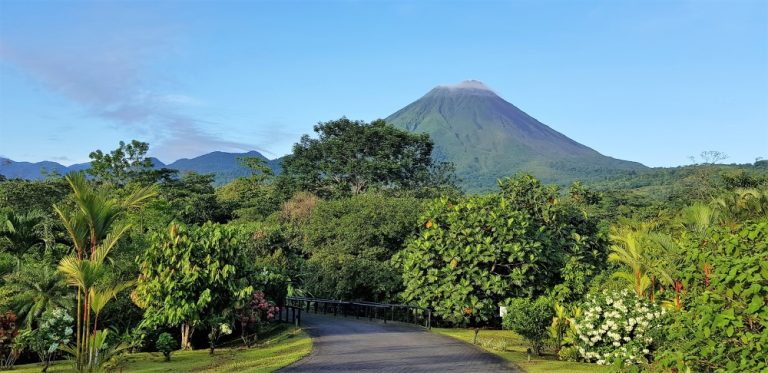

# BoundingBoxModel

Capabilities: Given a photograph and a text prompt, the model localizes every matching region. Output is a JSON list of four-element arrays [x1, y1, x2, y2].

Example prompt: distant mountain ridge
[[0, 151, 283, 184], [385, 80, 647, 190], [4, 80, 648, 190]]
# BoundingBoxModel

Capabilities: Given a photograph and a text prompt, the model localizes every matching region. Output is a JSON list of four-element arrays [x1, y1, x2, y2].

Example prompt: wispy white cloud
[[0, 7, 259, 162]]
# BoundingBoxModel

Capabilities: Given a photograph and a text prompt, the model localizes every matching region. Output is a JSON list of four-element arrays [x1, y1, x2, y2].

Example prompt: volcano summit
[[385, 81, 646, 190]]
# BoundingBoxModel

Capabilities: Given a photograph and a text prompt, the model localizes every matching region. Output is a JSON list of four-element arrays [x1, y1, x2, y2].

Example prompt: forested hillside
[[1, 122, 766, 372]]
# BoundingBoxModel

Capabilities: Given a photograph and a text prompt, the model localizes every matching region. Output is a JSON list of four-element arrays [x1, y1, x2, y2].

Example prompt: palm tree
[[681, 202, 716, 234], [2, 262, 72, 329], [0, 210, 46, 256], [608, 225, 673, 301], [54, 172, 155, 371], [713, 187, 768, 224], [609, 227, 652, 298]]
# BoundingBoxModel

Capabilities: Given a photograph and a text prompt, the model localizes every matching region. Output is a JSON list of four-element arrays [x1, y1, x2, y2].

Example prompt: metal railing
[[285, 297, 432, 329], [278, 303, 304, 326]]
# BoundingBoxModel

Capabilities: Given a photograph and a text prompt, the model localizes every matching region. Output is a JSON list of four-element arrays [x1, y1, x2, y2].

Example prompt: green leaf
[[746, 295, 764, 314]]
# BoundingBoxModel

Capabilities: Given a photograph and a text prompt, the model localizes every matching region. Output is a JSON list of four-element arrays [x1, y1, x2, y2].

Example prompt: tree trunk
[[240, 321, 249, 346], [75, 291, 82, 369], [181, 324, 186, 351], [181, 323, 193, 350], [473, 328, 480, 345]]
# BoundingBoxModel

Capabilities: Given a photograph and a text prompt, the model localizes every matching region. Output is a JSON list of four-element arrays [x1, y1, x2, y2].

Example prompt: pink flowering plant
[[236, 291, 280, 345], [573, 289, 667, 367]]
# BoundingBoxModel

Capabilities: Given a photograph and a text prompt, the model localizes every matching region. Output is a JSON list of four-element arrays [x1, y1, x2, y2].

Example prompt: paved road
[[279, 312, 518, 372]]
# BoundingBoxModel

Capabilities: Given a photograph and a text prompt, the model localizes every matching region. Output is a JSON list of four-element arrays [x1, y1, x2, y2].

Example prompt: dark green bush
[[155, 332, 177, 362], [502, 297, 554, 356], [558, 346, 579, 362]]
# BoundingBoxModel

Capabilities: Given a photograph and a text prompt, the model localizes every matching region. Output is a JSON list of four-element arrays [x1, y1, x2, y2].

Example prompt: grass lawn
[[13, 325, 311, 373], [432, 328, 609, 373]]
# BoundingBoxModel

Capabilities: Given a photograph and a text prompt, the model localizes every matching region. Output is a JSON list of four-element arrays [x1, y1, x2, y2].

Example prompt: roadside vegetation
[[12, 325, 310, 373], [1, 120, 766, 372], [433, 328, 609, 373]]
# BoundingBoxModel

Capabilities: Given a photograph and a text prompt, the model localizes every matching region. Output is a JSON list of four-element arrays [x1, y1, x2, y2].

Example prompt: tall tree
[[217, 157, 280, 221], [300, 193, 423, 301], [0, 178, 70, 215], [162, 172, 231, 224], [87, 140, 156, 186], [133, 222, 253, 350], [281, 117, 452, 197]]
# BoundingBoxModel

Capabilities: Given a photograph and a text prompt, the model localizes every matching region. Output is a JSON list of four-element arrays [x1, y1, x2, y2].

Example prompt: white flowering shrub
[[219, 323, 232, 336], [207, 321, 233, 355], [18, 308, 74, 370], [574, 289, 666, 366]]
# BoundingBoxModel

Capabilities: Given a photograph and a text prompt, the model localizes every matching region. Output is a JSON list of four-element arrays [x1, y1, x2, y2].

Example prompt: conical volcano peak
[[437, 80, 494, 92], [386, 80, 647, 191]]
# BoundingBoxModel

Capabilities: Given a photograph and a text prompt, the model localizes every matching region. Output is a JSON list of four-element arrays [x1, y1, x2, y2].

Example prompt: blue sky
[[0, 0, 766, 167]]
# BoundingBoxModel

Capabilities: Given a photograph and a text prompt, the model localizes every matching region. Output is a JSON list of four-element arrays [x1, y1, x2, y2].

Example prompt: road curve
[[279, 312, 518, 372]]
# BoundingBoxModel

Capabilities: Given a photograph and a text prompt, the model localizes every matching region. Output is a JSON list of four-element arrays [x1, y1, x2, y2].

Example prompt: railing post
[[284, 297, 431, 329]]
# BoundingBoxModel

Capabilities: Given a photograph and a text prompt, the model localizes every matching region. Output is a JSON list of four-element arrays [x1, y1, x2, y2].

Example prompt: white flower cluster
[[40, 308, 74, 353], [219, 323, 233, 336], [574, 289, 665, 366]]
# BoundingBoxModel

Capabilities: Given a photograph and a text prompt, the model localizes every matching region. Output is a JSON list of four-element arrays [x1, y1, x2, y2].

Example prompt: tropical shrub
[[2, 262, 71, 329], [656, 219, 768, 372], [236, 291, 279, 345], [17, 308, 74, 372], [0, 311, 19, 369], [548, 302, 580, 354], [502, 297, 553, 355], [558, 346, 579, 362], [155, 333, 177, 362], [397, 175, 606, 338], [207, 322, 232, 355], [574, 289, 666, 367]]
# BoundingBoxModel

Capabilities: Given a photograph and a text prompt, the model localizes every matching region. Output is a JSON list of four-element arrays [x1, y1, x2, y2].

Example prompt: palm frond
[[91, 224, 132, 264]]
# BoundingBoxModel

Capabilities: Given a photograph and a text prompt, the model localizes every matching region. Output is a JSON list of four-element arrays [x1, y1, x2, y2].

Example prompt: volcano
[[385, 80, 646, 190]]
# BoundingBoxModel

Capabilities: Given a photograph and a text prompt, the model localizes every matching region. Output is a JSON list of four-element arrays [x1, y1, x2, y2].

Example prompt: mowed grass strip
[[13, 325, 311, 373], [432, 328, 608, 373]]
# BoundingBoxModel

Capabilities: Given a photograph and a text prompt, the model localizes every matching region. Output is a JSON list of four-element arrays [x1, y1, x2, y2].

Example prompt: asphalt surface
[[279, 312, 518, 372]]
